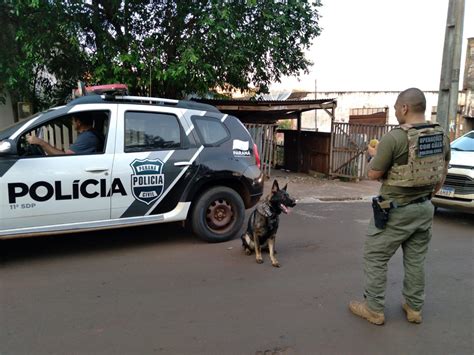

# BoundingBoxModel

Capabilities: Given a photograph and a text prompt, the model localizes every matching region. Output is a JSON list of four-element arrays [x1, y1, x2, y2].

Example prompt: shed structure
[[193, 98, 337, 174]]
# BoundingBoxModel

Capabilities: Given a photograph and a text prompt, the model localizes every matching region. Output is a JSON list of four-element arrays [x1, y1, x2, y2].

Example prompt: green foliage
[[1, 0, 322, 112], [0, 1, 88, 113], [278, 120, 293, 130]]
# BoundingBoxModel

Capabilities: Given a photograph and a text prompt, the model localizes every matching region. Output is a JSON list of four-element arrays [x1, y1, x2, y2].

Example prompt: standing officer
[[349, 88, 450, 325]]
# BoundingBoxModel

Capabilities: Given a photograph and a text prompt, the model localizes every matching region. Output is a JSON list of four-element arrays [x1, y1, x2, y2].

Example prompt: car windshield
[[0, 112, 42, 141], [451, 131, 474, 152]]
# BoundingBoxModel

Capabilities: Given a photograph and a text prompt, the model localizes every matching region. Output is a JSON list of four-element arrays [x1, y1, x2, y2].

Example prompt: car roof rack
[[102, 95, 179, 105], [67, 94, 220, 113]]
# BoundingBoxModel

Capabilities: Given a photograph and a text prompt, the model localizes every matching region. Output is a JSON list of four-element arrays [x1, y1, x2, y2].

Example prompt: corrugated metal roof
[[192, 98, 336, 106], [191, 97, 337, 124]]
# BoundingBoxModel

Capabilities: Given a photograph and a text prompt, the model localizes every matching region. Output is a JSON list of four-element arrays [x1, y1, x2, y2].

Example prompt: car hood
[[450, 150, 474, 168]]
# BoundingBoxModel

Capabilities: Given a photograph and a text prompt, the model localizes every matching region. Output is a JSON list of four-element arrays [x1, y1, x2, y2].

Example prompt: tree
[[0, 1, 88, 116], [1, 0, 322, 114]]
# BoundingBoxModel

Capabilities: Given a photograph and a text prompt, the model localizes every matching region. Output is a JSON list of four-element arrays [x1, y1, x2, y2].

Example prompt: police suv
[[0, 95, 263, 242]]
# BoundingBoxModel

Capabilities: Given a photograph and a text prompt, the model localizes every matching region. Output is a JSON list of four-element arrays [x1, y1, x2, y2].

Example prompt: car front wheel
[[191, 186, 245, 243]]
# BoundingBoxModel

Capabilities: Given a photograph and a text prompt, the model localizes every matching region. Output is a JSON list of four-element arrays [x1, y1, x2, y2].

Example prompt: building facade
[[300, 90, 469, 135]]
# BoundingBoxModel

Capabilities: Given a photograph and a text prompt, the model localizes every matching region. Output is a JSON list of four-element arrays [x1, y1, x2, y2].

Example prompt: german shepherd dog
[[241, 180, 296, 267]]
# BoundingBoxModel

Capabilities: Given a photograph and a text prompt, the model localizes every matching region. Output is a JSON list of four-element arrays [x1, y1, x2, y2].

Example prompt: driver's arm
[[26, 135, 73, 155]]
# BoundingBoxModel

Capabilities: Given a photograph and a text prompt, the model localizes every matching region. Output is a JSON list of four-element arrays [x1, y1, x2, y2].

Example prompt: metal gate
[[330, 122, 397, 180], [245, 124, 277, 178]]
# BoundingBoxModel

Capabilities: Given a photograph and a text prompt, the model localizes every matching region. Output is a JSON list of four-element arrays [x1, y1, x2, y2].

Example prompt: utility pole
[[437, 0, 465, 138]]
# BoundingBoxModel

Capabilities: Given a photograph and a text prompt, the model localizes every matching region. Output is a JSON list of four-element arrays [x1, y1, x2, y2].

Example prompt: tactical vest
[[384, 124, 446, 187]]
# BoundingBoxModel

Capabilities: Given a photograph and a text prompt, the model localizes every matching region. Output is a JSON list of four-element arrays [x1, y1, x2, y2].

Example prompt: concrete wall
[[301, 91, 442, 132], [0, 94, 15, 129]]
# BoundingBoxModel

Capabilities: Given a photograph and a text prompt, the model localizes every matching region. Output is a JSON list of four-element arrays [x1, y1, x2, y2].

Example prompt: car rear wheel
[[191, 186, 245, 243]]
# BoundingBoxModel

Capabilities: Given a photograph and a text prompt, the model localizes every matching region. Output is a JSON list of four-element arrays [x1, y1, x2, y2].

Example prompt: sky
[[270, 0, 474, 93]]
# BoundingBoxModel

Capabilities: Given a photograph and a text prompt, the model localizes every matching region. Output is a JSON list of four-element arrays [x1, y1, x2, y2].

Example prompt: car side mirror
[[0, 139, 18, 156]]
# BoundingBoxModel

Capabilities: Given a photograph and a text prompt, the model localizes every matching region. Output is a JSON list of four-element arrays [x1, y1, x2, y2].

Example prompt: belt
[[408, 196, 432, 204], [390, 196, 431, 208], [376, 195, 431, 209], [398, 195, 431, 208]]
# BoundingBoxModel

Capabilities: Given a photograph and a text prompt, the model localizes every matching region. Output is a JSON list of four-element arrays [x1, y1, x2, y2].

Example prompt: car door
[[0, 104, 117, 233], [110, 105, 202, 221]]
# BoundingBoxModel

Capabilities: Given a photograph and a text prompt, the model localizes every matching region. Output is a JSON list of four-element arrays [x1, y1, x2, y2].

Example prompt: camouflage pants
[[363, 200, 434, 312]]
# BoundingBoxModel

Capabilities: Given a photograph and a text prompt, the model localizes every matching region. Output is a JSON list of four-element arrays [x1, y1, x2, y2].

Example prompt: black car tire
[[191, 186, 245, 243]]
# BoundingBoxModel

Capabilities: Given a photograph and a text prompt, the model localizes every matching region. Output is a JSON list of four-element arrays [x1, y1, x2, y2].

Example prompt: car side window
[[125, 111, 182, 152], [192, 116, 229, 146], [18, 110, 109, 157]]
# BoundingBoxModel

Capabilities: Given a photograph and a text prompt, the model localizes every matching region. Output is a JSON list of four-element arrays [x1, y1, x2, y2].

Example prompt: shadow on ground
[[1, 222, 195, 265]]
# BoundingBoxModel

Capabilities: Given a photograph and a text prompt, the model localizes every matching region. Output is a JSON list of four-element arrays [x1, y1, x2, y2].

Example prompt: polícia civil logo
[[130, 159, 165, 205]]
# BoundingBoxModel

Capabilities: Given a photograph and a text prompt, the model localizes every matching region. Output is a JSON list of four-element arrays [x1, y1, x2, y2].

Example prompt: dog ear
[[271, 179, 279, 193], [282, 183, 287, 191]]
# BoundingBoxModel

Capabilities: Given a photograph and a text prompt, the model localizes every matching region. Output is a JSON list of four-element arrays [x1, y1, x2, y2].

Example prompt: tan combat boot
[[349, 300, 385, 325], [402, 303, 422, 324]]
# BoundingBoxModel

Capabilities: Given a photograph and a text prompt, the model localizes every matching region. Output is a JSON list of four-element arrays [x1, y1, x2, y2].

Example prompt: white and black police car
[[0, 94, 263, 242]]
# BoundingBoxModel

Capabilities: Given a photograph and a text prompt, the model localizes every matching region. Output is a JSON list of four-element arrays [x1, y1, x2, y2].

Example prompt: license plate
[[437, 186, 455, 198]]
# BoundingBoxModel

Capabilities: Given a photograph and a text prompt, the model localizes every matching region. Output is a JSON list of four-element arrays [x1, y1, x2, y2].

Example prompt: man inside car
[[27, 114, 103, 155]]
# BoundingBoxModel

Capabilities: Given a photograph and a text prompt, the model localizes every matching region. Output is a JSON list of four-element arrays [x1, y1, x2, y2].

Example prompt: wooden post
[[268, 125, 275, 178], [329, 108, 335, 177], [297, 112, 302, 172], [314, 78, 318, 131]]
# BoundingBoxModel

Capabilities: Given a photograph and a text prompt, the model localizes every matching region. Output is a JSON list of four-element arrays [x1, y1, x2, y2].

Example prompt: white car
[[432, 130, 474, 213]]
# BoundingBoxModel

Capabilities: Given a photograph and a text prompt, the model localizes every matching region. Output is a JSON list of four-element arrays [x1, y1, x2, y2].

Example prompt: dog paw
[[272, 262, 280, 268], [256, 258, 263, 264], [245, 249, 252, 255]]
